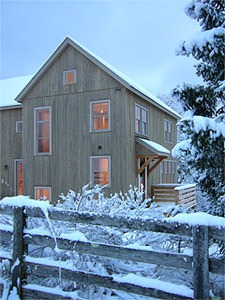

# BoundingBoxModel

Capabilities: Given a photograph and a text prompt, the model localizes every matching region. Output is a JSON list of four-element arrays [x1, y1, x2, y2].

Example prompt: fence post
[[11, 206, 26, 297], [192, 225, 209, 300]]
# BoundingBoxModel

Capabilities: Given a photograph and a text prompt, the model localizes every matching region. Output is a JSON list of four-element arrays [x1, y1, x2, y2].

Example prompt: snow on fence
[[0, 198, 224, 300], [151, 184, 196, 209]]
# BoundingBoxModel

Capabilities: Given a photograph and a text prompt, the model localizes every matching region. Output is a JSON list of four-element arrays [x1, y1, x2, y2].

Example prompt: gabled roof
[[15, 37, 180, 119]]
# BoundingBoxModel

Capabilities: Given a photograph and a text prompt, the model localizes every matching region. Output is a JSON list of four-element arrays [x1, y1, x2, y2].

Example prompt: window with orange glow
[[35, 187, 51, 201], [34, 107, 51, 154], [91, 156, 110, 185], [91, 101, 110, 131], [15, 160, 23, 195], [63, 70, 76, 85]]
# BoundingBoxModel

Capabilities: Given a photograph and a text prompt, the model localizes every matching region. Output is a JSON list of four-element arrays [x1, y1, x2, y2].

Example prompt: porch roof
[[136, 138, 170, 157]]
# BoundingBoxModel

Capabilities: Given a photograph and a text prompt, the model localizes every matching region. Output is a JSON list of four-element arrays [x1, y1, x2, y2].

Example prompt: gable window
[[16, 121, 23, 133], [35, 187, 51, 201], [34, 107, 51, 155], [91, 100, 110, 132], [90, 156, 110, 186], [135, 104, 148, 135], [160, 160, 177, 183], [164, 119, 172, 143], [63, 69, 76, 85]]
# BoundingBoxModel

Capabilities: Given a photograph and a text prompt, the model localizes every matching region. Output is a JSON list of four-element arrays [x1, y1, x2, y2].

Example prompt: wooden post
[[192, 225, 209, 300], [11, 206, 26, 297]]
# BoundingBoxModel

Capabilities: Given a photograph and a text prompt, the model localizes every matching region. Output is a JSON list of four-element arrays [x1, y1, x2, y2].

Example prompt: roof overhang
[[15, 37, 181, 119], [136, 138, 170, 157]]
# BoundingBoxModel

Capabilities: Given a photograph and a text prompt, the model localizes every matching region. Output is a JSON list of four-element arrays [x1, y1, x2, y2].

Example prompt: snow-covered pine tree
[[172, 0, 225, 216]]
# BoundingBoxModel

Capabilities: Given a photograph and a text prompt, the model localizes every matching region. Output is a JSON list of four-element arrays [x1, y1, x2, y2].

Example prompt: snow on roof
[[137, 138, 170, 156], [14, 37, 180, 119], [68, 37, 181, 119], [0, 75, 33, 107]]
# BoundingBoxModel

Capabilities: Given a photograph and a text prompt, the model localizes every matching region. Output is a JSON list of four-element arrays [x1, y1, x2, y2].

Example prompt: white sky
[[0, 0, 201, 98]]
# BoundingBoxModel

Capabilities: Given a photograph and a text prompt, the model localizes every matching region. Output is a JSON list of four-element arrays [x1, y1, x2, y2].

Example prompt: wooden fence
[[151, 184, 196, 209], [0, 202, 224, 300]]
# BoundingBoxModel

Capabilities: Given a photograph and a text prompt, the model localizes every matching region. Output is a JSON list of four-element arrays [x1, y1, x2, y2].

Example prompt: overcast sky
[[1, 0, 201, 96]]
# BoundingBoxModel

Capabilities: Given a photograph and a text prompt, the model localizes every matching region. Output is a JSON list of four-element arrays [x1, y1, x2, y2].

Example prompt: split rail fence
[[0, 202, 224, 300]]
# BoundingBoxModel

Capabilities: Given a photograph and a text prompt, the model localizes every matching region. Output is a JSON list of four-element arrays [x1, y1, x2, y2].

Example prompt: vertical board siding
[[14, 45, 178, 203], [0, 107, 22, 198]]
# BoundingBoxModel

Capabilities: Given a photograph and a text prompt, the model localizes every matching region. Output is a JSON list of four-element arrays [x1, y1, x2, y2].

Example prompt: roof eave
[[15, 37, 181, 119]]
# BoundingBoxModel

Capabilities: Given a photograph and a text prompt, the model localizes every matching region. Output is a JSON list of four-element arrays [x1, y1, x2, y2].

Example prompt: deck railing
[[151, 184, 196, 209]]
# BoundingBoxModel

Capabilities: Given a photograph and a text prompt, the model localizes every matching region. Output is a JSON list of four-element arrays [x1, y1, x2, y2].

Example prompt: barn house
[[0, 37, 182, 204]]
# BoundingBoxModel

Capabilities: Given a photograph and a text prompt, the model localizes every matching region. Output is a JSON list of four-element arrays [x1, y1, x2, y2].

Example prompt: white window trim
[[164, 119, 173, 143], [14, 159, 22, 196], [34, 186, 51, 201], [135, 103, 149, 135], [90, 99, 111, 132], [90, 155, 111, 187], [16, 121, 23, 133], [34, 106, 52, 155], [63, 69, 77, 85]]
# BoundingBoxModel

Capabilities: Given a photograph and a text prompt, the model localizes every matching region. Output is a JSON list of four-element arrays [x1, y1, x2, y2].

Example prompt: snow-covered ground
[[0, 187, 224, 299]]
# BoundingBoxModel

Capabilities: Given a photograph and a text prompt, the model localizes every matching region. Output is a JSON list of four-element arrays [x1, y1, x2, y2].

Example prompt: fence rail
[[0, 201, 224, 300]]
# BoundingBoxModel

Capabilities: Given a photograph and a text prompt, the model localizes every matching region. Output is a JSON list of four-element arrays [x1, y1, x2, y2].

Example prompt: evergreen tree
[[172, 0, 225, 216]]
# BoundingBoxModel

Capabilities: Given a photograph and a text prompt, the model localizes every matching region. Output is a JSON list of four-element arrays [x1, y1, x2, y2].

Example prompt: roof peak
[[14, 37, 180, 119]]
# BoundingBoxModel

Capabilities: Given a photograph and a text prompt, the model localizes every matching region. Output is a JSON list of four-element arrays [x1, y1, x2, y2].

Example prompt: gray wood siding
[[0, 107, 22, 198], [21, 45, 178, 203]]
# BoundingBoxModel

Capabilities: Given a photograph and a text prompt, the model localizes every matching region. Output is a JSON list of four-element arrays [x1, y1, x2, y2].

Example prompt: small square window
[[16, 121, 23, 133], [63, 70, 76, 85], [35, 187, 51, 201]]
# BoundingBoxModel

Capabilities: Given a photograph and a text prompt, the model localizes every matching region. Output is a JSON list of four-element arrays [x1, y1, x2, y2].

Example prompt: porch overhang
[[136, 138, 170, 176]]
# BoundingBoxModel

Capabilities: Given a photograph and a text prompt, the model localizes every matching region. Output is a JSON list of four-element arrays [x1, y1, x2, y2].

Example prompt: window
[[35, 187, 51, 201], [160, 160, 177, 183], [135, 104, 148, 135], [16, 121, 23, 133], [14, 160, 23, 195], [63, 69, 76, 85], [90, 156, 110, 185], [90, 100, 110, 132], [34, 107, 51, 155], [164, 119, 173, 143]]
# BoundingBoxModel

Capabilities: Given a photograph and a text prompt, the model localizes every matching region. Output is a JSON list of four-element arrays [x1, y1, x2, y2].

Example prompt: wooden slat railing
[[151, 184, 196, 209]]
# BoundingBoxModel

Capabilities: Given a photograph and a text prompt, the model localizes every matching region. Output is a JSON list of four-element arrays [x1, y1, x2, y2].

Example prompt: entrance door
[[137, 158, 148, 196], [14, 160, 23, 195]]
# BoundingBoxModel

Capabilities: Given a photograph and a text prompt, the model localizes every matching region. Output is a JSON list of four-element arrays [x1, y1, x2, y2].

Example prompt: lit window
[[135, 104, 148, 135], [91, 100, 110, 132], [90, 156, 110, 185], [14, 160, 23, 195], [35, 187, 51, 201], [16, 121, 23, 133], [34, 107, 51, 155], [160, 160, 177, 183], [164, 119, 173, 143], [63, 70, 76, 85]]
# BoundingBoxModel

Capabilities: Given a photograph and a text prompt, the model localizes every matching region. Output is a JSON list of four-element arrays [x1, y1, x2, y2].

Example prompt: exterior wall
[[0, 107, 22, 198], [126, 90, 178, 193], [22, 46, 136, 202], [2, 44, 178, 203]]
